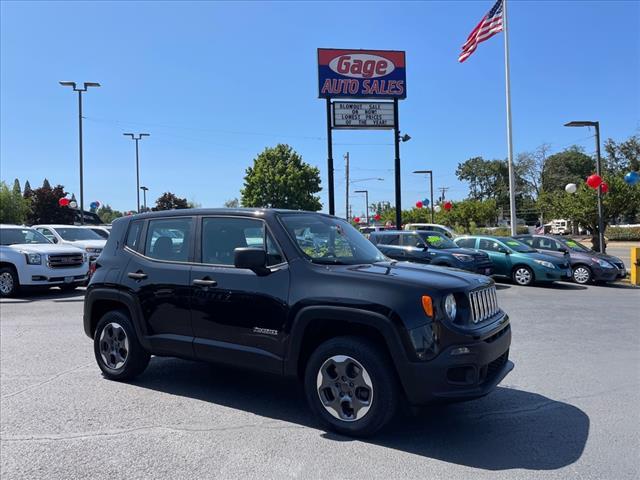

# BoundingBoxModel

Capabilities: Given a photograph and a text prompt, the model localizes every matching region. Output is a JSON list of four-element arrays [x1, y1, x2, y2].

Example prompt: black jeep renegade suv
[[84, 209, 513, 436]]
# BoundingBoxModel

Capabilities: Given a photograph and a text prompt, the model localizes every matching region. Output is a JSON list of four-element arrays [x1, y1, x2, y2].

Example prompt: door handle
[[193, 278, 217, 287], [127, 271, 148, 280]]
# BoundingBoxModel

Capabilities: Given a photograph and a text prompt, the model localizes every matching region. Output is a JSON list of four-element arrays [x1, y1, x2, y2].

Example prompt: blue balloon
[[624, 171, 639, 185], [90, 201, 98, 209], [422, 199, 430, 206]]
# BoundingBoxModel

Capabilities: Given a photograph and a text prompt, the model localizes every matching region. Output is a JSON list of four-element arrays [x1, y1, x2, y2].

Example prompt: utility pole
[[438, 187, 449, 203], [59, 81, 101, 224], [344, 152, 350, 220]]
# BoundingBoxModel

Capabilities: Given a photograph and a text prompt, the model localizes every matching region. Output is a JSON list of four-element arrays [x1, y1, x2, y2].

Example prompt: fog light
[[451, 347, 471, 356]]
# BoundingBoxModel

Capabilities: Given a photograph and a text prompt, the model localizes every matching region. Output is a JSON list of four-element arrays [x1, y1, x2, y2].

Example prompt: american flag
[[458, 0, 504, 63]]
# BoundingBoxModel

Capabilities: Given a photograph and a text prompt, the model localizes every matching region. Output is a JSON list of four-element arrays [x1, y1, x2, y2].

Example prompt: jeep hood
[[345, 261, 493, 291]]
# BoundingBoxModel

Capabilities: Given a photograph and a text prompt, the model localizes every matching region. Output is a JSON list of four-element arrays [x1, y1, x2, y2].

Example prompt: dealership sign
[[318, 49, 406, 99], [333, 101, 394, 129]]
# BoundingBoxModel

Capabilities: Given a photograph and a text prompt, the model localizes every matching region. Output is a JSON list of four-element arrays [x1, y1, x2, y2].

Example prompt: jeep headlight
[[444, 293, 457, 320], [452, 253, 473, 262], [25, 253, 42, 265], [596, 259, 614, 269], [534, 259, 555, 269]]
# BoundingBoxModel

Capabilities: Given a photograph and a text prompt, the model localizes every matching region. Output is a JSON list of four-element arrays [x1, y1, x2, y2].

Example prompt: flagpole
[[503, 0, 517, 236]]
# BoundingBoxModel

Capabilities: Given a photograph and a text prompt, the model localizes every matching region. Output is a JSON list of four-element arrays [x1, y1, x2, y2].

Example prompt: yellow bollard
[[631, 247, 640, 286]]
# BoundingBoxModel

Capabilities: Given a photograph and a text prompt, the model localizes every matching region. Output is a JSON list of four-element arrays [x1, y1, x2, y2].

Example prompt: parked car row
[[0, 223, 111, 297], [367, 228, 626, 287]]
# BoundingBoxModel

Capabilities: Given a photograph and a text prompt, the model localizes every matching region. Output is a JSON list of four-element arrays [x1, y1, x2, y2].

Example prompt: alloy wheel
[[316, 355, 373, 422], [573, 267, 591, 284], [514, 267, 532, 285], [0, 272, 14, 295], [99, 322, 130, 370]]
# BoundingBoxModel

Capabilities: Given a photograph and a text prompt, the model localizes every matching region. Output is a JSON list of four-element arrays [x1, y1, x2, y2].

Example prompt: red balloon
[[444, 201, 453, 211], [586, 174, 602, 189], [374, 214, 381, 221], [601, 182, 609, 194], [354, 217, 360, 223], [415, 201, 423, 209], [58, 197, 69, 206]]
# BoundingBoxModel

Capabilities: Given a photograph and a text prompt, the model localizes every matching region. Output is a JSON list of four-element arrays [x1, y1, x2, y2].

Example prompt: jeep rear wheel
[[304, 336, 398, 437], [93, 310, 150, 381], [0, 267, 19, 297]]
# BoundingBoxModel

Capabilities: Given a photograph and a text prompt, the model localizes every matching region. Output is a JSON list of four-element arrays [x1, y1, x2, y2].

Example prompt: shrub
[[606, 226, 640, 241]]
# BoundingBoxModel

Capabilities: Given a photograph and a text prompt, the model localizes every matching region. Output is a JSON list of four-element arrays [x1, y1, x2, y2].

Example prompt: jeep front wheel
[[304, 336, 398, 437]]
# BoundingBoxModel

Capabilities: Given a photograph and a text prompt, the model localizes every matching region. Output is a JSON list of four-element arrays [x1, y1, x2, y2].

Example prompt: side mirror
[[415, 242, 427, 250], [499, 248, 509, 254], [234, 247, 269, 275]]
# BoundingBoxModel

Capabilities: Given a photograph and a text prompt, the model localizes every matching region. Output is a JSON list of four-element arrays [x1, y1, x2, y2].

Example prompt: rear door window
[[125, 221, 144, 252], [455, 237, 476, 249], [145, 218, 193, 262], [479, 239, 503, 252]]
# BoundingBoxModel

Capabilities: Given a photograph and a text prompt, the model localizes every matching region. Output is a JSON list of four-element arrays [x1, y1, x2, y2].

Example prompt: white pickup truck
[[0, 224, 89, 297]]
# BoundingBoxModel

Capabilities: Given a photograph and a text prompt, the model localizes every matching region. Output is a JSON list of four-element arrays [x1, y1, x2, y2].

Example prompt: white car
[[33, 224, 107, 261], [0, 224, 89, 297], [86, 225, 111, 239], [403, 223, 456, 239]]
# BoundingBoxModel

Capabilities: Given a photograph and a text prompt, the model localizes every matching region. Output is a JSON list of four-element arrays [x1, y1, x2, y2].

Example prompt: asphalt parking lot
[[1, 281, 639, 480]]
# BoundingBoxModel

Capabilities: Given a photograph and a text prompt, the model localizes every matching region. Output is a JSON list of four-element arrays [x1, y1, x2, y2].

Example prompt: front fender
[[283, 305, 411, 378]]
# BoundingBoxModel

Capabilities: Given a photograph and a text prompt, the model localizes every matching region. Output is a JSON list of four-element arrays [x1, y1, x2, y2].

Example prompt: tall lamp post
[[413, 169, 434, 223], [59, 81, 101, 224], [564, 121, 605, 253], [123, 133, 150, 213], [349, 178, 383, 220], [140, 186, 149, 212], [354, 190, 370, 224]]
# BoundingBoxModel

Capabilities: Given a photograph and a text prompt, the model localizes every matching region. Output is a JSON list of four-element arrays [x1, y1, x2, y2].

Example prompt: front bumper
[[398, 319, 513, 405], [18, 264, 89, 286], [591, 266, 620, 282]]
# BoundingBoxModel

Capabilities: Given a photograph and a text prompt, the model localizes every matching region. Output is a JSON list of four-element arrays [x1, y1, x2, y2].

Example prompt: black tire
[[304, 336, 399, 437], [93, 310, 150, 381], [572, 265, 592, 285], [512, 265, 534, 286], [0, 266, 19, 298]]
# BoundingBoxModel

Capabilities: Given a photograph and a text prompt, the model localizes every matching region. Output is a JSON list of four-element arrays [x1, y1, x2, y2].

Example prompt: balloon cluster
[[90, 201, 101, 210], [58, 197, 69, 207], [415, 199, 430, 209]]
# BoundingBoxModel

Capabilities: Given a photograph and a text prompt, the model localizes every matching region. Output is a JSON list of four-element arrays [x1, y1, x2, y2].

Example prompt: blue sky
[[1, 0, 638, 217]]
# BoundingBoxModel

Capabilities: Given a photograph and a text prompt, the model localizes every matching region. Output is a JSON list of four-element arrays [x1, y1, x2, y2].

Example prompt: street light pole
[[59, 81, 100, 224], [413, 170, 434, 223], [354, 190, 369, 224], [564, 121, 605, 253], [124, 133, 150, 213], [140, 186, 149, 212]]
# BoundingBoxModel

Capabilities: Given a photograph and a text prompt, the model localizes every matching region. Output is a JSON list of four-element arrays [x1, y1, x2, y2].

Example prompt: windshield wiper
[[312, 258, 350, 265]]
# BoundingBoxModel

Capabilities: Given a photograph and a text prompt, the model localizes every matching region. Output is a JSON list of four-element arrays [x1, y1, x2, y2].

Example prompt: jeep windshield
[[280, 214, 386, 265], [0, 228, 52, 245], [419, 232, 457, 249]]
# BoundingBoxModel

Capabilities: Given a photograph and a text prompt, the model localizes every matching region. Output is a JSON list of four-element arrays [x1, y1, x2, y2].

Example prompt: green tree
[[0, 181, 30, 224], [23, 180, 33, 198], [224, 198, 240, 208], [241, 144, 322, 211], [42, 178, 51, 189], [455, 157, 532, 213], [541, 147, 594, 193], [97, 204, 124, 224], [604, 133, 640, 173], [26, 183, 74, 225], [154, 192, 189, 211], [12, 179, 21, 195]]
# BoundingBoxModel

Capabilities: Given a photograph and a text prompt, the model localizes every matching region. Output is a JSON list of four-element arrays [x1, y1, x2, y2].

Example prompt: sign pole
[[393, 98, 402, 229], [326, 98, 335, 215]]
